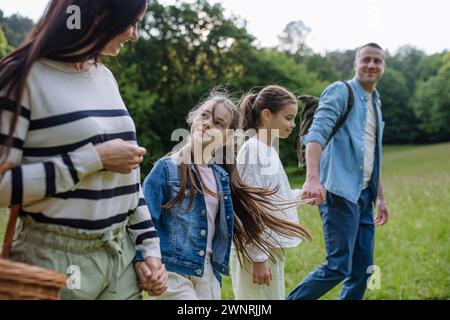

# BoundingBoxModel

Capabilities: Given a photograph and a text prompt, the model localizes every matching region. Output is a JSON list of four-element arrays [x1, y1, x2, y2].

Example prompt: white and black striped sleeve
[[127, 184, 161, 259], [0, 99, 103, 207]]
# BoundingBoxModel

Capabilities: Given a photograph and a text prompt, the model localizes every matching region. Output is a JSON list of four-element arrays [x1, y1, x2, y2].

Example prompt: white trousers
[[151, 256, 221, 300], [230, 247, 286, 300]]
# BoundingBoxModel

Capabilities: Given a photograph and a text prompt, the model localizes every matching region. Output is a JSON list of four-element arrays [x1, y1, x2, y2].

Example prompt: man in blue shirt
[[288, 43, 389, 300]]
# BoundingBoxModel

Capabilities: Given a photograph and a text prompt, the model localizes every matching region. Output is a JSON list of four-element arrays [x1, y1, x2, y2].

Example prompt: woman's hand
[[95, 139, 146, 174], [0, 163, 14, 174], [252, 261, 272, 285], [134, 257, 168, 296]]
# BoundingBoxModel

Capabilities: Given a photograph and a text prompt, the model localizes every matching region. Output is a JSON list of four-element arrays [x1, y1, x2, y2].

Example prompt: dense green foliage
[[109, 0, 449, 173], [0, 10, 33, 48], [1, 1, 449, 173], [0, 27, 12, 57]]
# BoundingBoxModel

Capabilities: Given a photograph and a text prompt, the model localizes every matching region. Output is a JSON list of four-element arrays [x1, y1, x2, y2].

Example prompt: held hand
[[301, 178, 326, 206], [95, 139, 146, 174], [0, 163, 14, 174], [252, 261, 272, 286], [375, 198, 389, 225], [134, 257, 168, 296], [135, 260, 151, 289], [298, 190, 317, 206]]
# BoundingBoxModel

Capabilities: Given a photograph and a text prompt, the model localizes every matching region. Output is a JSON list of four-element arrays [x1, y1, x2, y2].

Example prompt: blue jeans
[[287, 188, 375, 300]]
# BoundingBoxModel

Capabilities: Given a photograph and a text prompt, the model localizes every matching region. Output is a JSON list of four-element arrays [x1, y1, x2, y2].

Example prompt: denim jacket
[[139, 156, 234, 283], [303, 77, 384, 203]]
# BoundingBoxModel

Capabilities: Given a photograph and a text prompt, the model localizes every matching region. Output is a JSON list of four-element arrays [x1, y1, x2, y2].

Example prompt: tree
[[108, 0, 330, 172], [377, 68, 421, 143], [102, 0, 448, 174], [0, 10, 34, 48], [304, 54, 340, 82], [413, 52, 450, 142], [326, 49, 356, 79], [387, 45, 426, 94], [0, 27, 11, 58], [416, 52, 446, 81], [108, 0, 257, 174], [277, 20, 312, 56]]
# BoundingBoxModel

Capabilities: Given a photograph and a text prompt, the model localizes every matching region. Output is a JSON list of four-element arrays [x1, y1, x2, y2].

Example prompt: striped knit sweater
[[0, 58, 160, 259]]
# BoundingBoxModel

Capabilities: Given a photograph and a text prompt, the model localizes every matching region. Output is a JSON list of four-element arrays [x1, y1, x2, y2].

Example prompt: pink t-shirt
[[197, 165, 219, 254]]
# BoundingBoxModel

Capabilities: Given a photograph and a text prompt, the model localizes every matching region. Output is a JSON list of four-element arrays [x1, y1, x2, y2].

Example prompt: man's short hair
[[355, 43, 384, 60]]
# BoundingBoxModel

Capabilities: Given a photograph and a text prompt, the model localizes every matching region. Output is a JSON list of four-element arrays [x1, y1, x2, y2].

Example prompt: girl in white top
[[231, 85, 312, 300]]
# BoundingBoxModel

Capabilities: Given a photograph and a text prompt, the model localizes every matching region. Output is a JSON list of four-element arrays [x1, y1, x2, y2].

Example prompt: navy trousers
[[287, 188, 375, 300]]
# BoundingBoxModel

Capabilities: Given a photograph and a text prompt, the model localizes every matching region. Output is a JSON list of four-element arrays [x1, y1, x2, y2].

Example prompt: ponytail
[[238, 85, 297, 135], [239, 93, 259, 132]]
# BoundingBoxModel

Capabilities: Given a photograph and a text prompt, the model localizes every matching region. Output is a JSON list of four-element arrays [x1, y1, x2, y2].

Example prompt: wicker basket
[[0, 258, 67, 300], [0, 165, 67, 299]]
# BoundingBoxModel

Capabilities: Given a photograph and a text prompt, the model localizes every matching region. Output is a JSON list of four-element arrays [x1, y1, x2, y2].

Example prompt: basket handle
[[1, 163, 20, 259], [1, 205, 20, 259]]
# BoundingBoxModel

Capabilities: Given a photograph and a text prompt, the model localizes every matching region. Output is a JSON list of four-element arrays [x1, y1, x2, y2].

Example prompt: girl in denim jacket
[[140, 90, 310, 300]]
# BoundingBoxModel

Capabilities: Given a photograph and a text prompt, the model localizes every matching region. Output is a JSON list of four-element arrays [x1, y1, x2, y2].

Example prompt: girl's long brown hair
[[0, 0, 148, 162], [163, 90, 311, 266]]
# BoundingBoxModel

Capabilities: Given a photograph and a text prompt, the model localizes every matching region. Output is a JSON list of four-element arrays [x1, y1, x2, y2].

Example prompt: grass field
[[1, 143, 449, 299]]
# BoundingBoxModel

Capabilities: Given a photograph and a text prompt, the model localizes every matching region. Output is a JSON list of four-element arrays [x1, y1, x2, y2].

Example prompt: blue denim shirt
[[140, 156, 234, 283], [303, 77, 384, 204]]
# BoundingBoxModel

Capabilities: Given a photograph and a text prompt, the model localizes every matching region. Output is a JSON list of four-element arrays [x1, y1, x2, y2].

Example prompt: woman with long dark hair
[[0, 0, 167, 299]]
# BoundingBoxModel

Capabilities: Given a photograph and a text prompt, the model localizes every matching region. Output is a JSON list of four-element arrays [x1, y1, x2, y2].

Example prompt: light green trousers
[[10, 217, 142, 300]]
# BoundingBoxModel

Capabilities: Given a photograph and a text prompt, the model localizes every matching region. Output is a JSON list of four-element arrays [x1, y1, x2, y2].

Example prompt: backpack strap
[[325, 80, 354, 145]]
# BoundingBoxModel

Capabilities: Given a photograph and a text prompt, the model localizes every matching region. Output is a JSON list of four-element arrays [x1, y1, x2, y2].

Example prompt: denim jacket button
[[200, 209, 206, 215], [196, 269, 202, 276], [224, 195, 228, 200], [221, 177, 226, 181], [200, 230, 206, 236], [226, 215, 230, 220], [199, 250, 205, 257]]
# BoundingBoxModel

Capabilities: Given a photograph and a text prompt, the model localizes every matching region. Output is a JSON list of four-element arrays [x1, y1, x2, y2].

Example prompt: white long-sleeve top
[[0, 58, 160, 259], [236, 136, 302, 262]]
